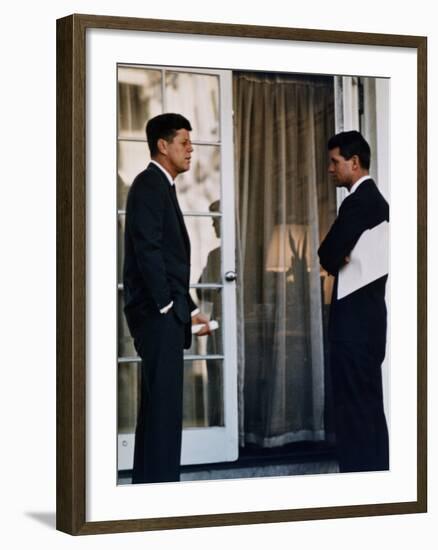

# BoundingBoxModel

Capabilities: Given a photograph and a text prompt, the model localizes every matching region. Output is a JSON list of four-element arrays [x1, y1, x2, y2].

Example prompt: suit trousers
[[131, 309, 186, 484], [329, 340, 389, 473]]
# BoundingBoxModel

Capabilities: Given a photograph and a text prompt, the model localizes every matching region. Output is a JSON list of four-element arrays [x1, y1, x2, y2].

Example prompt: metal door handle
[[225, 271, 237, 282]]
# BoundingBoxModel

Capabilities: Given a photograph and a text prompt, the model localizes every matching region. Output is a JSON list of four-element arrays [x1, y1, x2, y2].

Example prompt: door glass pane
[[118, 362, 140, 433], [176, 145, 221, 213], [118, 289, 137, 358], [118, 360, 225, 433], [165, 72, 220, 142], [118, 67, 162, 139], [184, 215, 221, 285], [183, 360, 224, 427], [118, 141, 151, 209], [117, 215, 125, 285]]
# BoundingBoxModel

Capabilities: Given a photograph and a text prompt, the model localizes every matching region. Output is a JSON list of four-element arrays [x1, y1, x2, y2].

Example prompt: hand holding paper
[[191, 311, 214, 336], [191, 320, 219, 335]]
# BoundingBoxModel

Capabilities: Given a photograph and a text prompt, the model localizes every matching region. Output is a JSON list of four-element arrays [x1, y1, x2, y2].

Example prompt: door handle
[[225, 271, 237, 282]]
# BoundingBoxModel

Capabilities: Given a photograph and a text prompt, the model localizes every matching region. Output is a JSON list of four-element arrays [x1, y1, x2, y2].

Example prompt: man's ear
[[351, 154, 361, 170], [157, 137, 168, 156]]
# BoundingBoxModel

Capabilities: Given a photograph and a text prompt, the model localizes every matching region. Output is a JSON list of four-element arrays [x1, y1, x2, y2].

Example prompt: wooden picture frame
[[56, 13, 427, 535]]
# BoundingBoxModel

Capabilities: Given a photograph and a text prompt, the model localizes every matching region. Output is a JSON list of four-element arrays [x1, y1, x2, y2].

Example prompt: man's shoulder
[[131, 164, 167, 193], [125, 166, 168, 213], [357, 179, 387, 201], [341, 179, 389, 225], [361, 180, 389, 216], [344, 179, 386, 207]]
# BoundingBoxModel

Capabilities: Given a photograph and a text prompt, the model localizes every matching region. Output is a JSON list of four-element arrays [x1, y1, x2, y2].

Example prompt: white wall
[[1, 1, 435, 548]]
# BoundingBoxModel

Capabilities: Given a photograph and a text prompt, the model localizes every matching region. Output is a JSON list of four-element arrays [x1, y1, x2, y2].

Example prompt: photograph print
[[116, 63, 390, 485]]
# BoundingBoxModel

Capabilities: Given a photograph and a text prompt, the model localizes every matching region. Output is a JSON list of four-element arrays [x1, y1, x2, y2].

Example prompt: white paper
[[191, 320, 219, 334], [338, 221, 389, 299]]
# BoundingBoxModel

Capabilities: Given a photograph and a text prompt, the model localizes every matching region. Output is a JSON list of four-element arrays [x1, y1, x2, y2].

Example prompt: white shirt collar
[[349, 175, 372, 195], [150, 160, 175, 186]]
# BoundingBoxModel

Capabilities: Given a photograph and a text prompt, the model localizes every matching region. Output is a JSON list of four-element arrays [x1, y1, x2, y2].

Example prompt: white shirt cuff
[[191, 308, 200, 317], [160, 301, 174, 314]]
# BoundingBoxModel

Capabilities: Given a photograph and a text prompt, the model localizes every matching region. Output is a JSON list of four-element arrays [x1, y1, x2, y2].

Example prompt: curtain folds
[[234, 72, 336, 447]]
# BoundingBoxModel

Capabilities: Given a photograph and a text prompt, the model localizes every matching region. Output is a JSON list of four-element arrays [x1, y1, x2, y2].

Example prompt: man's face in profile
[[328, 146, 355, 190], [164, 129, 194, 177]]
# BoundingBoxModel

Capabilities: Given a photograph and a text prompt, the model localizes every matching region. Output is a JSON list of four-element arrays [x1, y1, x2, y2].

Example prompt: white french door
[[116, 66, 238, 471]]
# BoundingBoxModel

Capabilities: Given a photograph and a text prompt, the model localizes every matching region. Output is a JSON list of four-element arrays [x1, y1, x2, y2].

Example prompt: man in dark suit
[[318, 131, 389, 473], [123, 113, 210, 484]]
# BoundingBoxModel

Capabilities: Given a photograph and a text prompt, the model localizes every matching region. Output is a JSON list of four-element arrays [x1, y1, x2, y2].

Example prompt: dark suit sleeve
[[129, 177, 172, 311], [188, 293, 197, 313], [318, 195, 368, 276]]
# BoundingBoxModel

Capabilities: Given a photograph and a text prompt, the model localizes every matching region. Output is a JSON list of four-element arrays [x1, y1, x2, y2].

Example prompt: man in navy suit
[[318, 131, 389, 473], [123, 113, 210, 483]]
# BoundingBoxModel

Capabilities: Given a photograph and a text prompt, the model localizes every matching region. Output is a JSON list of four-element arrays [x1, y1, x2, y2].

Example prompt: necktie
[[169, 183, 177, 200], [169, 184, 189, 252], [169, 184, 182, 217]]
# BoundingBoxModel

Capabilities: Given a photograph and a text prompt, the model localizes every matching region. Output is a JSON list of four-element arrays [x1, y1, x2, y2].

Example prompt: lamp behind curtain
[[233, 72, 336, 447]]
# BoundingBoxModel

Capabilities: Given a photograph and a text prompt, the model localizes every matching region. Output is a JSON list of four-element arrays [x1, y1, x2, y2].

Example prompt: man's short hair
[[146, 113, 192, 157], [328, 130, 371, 170]]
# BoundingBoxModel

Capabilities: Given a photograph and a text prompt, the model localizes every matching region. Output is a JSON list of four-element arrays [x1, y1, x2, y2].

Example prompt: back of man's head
[[328, 130, 371, 170], [146, 113, 192, 157]]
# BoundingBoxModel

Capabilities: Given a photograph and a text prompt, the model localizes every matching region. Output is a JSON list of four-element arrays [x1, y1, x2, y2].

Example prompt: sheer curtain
[[234, 72, 336, 447]]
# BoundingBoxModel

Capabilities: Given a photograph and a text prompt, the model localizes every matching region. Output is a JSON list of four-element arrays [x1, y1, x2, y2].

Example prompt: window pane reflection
[[184, 215, 221, 285], [118, 141, 151, 209], [165, 72, 219, 142], [183, 360, 224, 427], [176, 145, 221, 213], [118, 362, 140, 434], [118, 289, 137, 358], [118, 67, 162, 139], [117, 216, 124, 285]]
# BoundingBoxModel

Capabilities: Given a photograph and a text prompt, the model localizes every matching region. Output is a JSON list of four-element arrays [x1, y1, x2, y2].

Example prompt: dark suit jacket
[[123, 162, 197, 348], [318, 179, 389, 347]]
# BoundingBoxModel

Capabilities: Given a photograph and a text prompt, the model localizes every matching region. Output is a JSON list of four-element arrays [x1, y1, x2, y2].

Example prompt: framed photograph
[[56, 13, 427, 535]]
